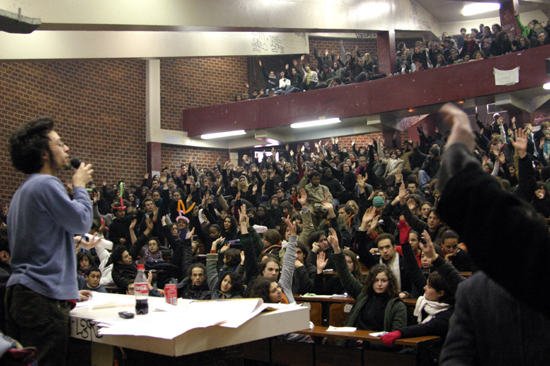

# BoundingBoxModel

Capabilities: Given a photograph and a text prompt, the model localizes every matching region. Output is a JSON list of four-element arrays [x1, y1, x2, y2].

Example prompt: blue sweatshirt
[[8, 174, 93, 300]]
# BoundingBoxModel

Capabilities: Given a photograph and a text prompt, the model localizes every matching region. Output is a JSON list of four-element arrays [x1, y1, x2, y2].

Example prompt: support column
[[500, 0, 520, 39], [146, 59, 162, 175], [377, 30, 396, 76]]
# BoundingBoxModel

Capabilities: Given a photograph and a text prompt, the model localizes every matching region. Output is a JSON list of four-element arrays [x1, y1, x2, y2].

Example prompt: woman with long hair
[[329, 228, 407, 339]]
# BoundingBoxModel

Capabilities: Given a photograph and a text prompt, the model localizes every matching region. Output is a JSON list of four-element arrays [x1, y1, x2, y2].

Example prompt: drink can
[[165, 284, 177, 305]]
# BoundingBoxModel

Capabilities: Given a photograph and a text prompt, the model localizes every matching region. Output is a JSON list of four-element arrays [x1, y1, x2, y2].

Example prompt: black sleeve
[[438, 143, 550, 319], [355, 231, 378, 269], [401, 243, 427, 293]]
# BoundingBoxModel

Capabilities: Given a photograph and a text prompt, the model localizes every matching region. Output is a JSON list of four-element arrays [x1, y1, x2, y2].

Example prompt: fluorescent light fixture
[[462, 3, 500, 16], [201, 130, 246, 139], [544, 82, 550, 90], [291, 118, 341, 129]]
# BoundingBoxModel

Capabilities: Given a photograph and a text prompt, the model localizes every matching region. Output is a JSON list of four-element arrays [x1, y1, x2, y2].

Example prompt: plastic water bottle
[[135, 264, 149, 315]]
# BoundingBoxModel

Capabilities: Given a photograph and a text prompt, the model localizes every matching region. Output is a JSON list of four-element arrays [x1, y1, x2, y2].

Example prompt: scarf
[[414, 295, 451, 324]]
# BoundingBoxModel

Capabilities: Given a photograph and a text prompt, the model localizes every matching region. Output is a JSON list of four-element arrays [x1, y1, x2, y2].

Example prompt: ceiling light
[[408, 109, 414, 112], [457, 100, 465, 104], [462, 3, 500, 16], [291, 118, 341, 129], [201, 130, 246, 139], [544, 82, 550, 90]]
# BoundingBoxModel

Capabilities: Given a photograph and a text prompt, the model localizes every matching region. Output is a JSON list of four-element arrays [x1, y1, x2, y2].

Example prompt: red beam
[[182, 46, 550, 137]]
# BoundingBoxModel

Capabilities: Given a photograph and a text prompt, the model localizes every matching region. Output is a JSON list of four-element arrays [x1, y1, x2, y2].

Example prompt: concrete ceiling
[[416, 0, 549, 23]]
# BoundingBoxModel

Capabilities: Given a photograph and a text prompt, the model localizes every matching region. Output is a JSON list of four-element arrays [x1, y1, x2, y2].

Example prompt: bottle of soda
[[134, 264, 149, 315]]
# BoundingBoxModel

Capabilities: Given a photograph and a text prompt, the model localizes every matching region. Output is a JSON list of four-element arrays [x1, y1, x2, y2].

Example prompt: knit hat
[[429, 146, 440, 157], [373, 196, 385, 207]]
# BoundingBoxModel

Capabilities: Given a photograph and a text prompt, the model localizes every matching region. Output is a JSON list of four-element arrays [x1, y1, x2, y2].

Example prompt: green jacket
[[333, 251, 407, 331]]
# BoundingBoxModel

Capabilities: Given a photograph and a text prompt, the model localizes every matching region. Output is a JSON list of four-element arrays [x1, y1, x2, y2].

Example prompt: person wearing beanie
[[372, 195, 385, 208]]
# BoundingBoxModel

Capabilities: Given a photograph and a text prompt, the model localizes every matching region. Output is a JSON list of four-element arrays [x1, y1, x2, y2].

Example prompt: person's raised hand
[[220, 242, 231, 253], [74, 234, 101, 251], [419, 230, 437, 260], [286, 216, 298, 236], [316, 251, 328, 273], [511, 128, 528, 159], [328, 227, 340, 254], [440, 103, 475, 152], [298, 188, 307, 206], [362, 206, 376, 225], [398, 182, 408, 205], [186, 226, 195, 240], [356, 174, 366, 188]]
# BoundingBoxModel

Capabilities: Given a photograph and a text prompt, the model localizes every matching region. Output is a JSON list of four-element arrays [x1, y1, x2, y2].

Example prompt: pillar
[[377, 30, 396, 76]]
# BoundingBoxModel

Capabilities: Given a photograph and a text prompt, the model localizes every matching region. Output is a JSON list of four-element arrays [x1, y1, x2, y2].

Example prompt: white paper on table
[[370, 331, 388, 337], [75, 291, 131, 310], [494, 67, 519, 86], [98, 298, 267, 339], [327, 326, 357, 332]]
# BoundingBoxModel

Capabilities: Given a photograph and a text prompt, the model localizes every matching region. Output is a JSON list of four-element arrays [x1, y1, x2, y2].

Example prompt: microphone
[[70, 158, 82, 169]]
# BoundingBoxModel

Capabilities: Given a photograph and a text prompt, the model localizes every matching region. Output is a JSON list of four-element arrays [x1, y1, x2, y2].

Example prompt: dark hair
[[363, 264, 400, 297], [187, 263, 206, 278], [222, 215, 238, 234], [337, 204, 354, 216], [217, 272, 244, 296], [85, 266, 101, 276], [147, 236, 161, 248], [343, 249, 363, 281], [9, 116, 55, 174], [111, 245, 128, 265], [264, 229, 281, 246], [248, 276, 278, 303], [375, 233, 396, 247], [259, 257, 280, 277], [77, 251, 95, 268], [441, 230, 459, 243], [307, 230, 326, 248], [309, 171, 320, 179], [0, 226, 9, 253], [427, 272, 455, 305], [224, 248, 241, 267], [492, 23, 502, 32], [209, 224, 221, 233]]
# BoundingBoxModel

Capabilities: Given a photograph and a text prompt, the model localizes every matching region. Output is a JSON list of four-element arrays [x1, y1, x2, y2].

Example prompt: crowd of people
[[5, 99, 550, 364], [234, 11, 550, 101], [2, 11, 550, 366]]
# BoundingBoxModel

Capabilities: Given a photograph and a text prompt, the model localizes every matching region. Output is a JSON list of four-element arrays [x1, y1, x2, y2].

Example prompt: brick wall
[[161, 144, 228, 171], [0, 59, 147, 203], [160, 57, 248, 131]]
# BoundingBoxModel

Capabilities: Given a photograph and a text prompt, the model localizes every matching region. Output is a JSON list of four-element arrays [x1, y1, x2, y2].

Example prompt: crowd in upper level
[[234, 10, 550, 101]]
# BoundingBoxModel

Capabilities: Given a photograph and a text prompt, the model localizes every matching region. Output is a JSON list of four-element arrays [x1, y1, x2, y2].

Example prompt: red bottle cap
[[137, 264, 145, 270]]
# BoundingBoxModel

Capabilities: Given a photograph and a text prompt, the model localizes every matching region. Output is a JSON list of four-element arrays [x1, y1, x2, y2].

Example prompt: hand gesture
[[321, 196, 333, 212], [511, 116, 516, 125], [356, 174, 366, 188], [290, 149, 294, 157], [327, 227, 340, 253], [369, 215, 380, 232], [298, 188, 307, 206], [284, 217, 297, 236], [259, 60, 262, 67], [285, 64, 289, 70], [75, 234, 101, 251], [186, 227, 195, 240], [220, 242, 231, 253], [160, 174, 167, 184], [398, 182, 408, 205], [352, 138, 356, 145], [235, 191, 241, 201], [511, 128, 528, 159], [252, 184, 258, 194], [419, 230, 437, 260], [145, 217, 154, 232], [498, 152, 506, 164], [316, 251, 328, 273], [335, 137, 339, 144], [362, 206, 377, 225], [130, 219, 137, 230]]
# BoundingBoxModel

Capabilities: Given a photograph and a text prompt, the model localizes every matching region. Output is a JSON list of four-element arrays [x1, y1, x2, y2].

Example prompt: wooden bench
[[242, 326, 440, 366]]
